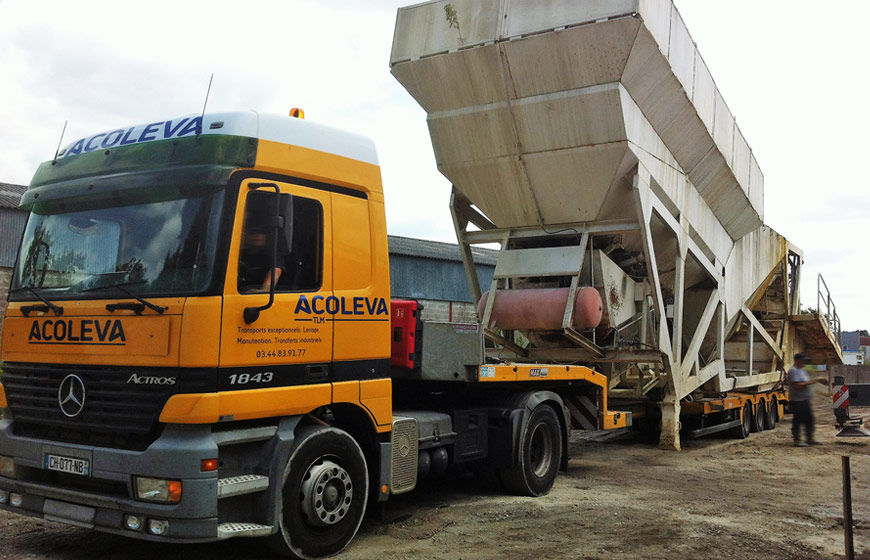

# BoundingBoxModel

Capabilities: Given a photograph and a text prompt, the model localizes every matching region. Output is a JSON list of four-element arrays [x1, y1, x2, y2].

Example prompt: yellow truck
[[0, 111, 629, 558]]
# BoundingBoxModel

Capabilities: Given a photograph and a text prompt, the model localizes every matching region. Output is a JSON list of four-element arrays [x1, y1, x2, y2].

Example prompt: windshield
[[12, 188, 225, 298]]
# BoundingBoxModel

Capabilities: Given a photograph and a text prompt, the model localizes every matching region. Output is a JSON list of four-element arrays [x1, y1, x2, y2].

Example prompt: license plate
[[44, 454, 90, 476]]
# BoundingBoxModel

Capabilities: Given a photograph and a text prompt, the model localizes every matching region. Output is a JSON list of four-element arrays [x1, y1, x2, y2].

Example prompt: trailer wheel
[[267, 426, 368, 559], [752, 400, 766, 433], [729, 402, 752, 439], [764, 398, 777, 430], [501, 404, 561, 497], [769, 397, 780, 427]]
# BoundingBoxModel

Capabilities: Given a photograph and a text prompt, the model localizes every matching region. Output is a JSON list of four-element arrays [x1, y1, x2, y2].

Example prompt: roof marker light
[[289, 108, 305, 119]]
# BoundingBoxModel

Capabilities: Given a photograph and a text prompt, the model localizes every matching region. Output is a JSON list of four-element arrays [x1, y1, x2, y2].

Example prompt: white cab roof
[[60, 111, 379, 166]]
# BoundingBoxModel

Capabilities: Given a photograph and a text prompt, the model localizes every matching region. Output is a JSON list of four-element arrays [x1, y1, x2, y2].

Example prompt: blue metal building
[[387, 235, 494, 303]]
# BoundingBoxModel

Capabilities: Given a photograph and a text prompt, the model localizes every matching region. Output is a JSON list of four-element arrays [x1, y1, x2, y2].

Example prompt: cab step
[[217, 474, 270, 499], [217, 522, 273, 539]]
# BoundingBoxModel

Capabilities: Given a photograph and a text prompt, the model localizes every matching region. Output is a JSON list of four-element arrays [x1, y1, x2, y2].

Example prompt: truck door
[[219, 178, 333, 388], [330, 193, 391, 374]]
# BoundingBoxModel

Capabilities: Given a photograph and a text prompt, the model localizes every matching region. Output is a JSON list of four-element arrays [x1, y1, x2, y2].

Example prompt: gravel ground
[[1, 401, 869, 559]]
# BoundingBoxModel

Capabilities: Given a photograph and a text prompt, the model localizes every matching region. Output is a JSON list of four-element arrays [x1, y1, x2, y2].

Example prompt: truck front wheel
[[501, 404, 562, 497], [268, 426, 368, 559]]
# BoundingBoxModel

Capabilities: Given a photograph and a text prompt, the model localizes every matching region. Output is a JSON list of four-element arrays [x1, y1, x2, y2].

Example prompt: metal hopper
[[391, 0, 762, 239], [391, 0, 843, 450]]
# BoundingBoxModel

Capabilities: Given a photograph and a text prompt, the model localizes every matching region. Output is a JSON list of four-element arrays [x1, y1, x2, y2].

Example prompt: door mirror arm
[[244, 182, 288, 324]]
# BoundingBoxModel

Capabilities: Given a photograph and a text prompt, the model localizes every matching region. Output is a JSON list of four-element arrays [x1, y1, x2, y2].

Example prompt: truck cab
[[0, 111, 394, 556]]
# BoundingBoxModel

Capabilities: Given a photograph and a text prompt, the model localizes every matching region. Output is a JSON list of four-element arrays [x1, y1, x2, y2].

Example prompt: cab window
[[238, 191, 323, 293]]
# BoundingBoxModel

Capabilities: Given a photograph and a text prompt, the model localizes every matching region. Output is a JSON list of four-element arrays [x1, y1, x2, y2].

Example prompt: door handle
[[305, 364, 329, 382]]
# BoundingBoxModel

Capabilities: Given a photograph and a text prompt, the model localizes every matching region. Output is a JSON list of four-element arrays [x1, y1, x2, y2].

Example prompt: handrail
[[817, 274, 842, 346]]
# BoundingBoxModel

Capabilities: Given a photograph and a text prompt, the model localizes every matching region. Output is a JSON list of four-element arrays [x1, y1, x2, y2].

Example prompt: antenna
[[53, 120, 68, 162], [199, 73, 214, 134]]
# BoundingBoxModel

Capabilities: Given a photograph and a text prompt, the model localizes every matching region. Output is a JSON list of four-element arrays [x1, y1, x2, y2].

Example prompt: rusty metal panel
[[732, 124, 752, 189], [502, 17, 638, 99], [749, 153, 764, 212], [724, 226, 788, 319], [390, 0, 502, 64], [502, 0, 637, 37], [692, 52, 716, 132], [638, 0, 671, 54], [667, 5, 694, 97], [712, 88, 735, 167]]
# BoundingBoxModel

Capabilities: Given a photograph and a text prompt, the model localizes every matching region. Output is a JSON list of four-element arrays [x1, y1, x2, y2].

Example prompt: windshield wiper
[[10, 286, 64, 317], [82, 281, 166, 315]]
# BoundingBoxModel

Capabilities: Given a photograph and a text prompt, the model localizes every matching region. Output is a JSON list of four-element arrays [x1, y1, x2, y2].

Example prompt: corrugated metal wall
[[389, 254, 493, 303], [0, 209, 26, 269]]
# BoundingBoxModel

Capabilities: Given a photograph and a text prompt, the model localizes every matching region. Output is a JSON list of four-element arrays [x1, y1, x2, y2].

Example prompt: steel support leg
[[658, 399, 681, 451]]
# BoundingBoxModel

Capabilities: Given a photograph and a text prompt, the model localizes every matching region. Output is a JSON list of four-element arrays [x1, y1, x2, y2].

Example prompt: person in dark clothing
[[787, 353, 827, 447], [238, 226, 284, 292]]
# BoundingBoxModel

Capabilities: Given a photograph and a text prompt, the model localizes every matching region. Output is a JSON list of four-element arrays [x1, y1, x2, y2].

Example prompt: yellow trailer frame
[[477, 364, 629, 430]]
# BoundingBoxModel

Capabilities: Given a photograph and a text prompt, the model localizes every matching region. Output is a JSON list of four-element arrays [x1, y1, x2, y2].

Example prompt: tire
[[770, 397, 780, 425], [753, 400, 766, 433], [500, 404, 562, 497], [267, 426, 368, 559], [729, 403, 752, 439], [765, 398, 778, 430]]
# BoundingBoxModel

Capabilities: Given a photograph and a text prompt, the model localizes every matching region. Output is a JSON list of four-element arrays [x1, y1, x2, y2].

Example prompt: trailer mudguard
[[487, 390, 569, 473]]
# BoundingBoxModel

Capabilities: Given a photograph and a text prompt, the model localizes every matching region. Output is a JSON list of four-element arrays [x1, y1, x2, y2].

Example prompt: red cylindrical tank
[[477, 287, 603, 331]]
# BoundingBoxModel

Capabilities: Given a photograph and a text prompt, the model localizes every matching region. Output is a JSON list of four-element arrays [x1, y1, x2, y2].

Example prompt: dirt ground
[[2, 402, 869, 560]]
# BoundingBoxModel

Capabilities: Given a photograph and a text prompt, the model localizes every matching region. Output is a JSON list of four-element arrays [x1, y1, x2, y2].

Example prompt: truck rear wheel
[[501, 404, 561, 497], [767, 397, 779, 428], [752, 401, 766, 433], [267, 426, 368, 559], [729, 402, 752, 439]]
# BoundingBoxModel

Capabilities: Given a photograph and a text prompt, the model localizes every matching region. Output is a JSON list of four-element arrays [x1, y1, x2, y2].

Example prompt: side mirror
[[243, 183, 293, 324]]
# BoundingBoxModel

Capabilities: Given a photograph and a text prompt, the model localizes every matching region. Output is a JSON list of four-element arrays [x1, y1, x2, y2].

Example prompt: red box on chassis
[[390, 299, 422, 369]]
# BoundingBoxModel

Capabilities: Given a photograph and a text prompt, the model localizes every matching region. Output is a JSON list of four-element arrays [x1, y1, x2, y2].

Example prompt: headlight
[[124, 514, 143, 531], [148, 519, 170, 535], [134, 477, 182, 503], [0, 456, 15, 479]]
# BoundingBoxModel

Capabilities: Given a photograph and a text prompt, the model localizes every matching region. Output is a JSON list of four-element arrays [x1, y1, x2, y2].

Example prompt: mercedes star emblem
[[57, 374, 86, 418]]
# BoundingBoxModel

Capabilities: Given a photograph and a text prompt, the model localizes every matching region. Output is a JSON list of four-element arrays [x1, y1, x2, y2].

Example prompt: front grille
[[390, 417, 419, 495], [3, 363, 216, 451]]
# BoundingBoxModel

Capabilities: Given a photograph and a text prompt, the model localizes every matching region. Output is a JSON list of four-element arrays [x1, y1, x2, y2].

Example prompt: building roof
[[0, 182, 26, 210], [388, 235, 497, 266], [842, 331, 862, 352]]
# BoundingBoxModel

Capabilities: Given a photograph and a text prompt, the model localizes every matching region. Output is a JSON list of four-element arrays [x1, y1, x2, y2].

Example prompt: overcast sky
[[0, 0, 866, 330]]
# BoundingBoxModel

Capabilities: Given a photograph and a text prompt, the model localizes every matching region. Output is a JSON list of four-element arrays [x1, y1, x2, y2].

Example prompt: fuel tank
[[478, 286, 603, 331]]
